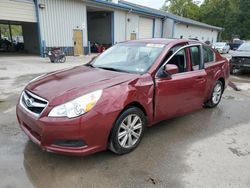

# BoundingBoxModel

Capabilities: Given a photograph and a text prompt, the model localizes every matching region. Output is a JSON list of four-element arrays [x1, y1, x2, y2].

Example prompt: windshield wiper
[[97, 66, 130, 73], [85, 63, 95, 68]]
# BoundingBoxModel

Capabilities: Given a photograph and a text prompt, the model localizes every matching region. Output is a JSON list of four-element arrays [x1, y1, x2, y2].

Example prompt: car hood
[[26, 65, 138, 106], [232, 51, 250, 58]]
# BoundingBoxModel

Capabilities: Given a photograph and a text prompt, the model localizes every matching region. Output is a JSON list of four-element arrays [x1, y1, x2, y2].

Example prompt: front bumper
[[16, 102, 118, 156], [231, 61, 250, 70]]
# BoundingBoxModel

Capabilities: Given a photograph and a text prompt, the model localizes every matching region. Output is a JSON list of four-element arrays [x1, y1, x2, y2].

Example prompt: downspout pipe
[[161, 17, 166, 38], [152, 18, 155, 38], [172, 20, 176, 38], [34, 0, 43, 57]]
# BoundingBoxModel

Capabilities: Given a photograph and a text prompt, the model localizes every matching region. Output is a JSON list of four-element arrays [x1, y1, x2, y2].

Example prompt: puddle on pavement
[[230, 75, 250, 83], [223, 95, 244, 101], [0, 77, 10, 80], [236, 83, 250, 91], [183, 120, 250, 188]]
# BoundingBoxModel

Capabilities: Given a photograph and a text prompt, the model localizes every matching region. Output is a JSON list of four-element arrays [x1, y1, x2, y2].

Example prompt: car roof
[[123, 38, 199, 45]]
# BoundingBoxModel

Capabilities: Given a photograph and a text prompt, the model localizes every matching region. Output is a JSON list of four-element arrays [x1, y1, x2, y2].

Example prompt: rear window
[[190, 46, 200, 70], [203, 46, 215, 63]]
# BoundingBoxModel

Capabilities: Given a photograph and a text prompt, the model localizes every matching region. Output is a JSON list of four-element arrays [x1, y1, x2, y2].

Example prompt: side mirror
[[91, 55, 97, 62], [157, 64, 179, 78], [165, 64, 179, 75]]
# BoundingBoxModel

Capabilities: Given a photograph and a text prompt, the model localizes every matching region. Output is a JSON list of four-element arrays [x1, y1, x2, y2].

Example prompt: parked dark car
[[230, 42, 250, 74], [16, 39, 229, 156], [229, 40, 244, 50]]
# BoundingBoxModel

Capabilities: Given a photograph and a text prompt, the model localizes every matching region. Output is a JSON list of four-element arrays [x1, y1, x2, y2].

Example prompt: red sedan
[[16, 39, 229, 156]]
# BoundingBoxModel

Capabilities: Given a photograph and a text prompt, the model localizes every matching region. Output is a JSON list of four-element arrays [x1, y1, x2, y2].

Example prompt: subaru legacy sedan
[[16, 39, 229, 156]]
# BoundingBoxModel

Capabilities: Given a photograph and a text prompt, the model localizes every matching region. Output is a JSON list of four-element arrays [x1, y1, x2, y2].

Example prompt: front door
[[73, 29, 83, 56], [155, 45, 207, 121]]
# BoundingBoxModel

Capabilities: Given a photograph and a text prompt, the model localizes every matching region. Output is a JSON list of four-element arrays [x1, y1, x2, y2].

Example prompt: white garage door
[[139, 17, 153, 39], [0, 0, 37, 23]]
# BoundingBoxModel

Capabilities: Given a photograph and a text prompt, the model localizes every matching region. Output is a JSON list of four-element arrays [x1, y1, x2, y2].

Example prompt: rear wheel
[[205, 80, 223, 108], [109, 107, 146, 155]]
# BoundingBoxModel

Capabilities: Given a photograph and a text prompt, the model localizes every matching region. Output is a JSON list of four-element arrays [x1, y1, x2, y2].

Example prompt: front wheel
[[59, 56, 66, 63], [109, 107, 146, 155], [205, 80, 223, 108]]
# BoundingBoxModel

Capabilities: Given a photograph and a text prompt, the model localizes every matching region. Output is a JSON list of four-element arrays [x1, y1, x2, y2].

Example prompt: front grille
[[232, 57, 250, 64], [21, 90, 48, 116]]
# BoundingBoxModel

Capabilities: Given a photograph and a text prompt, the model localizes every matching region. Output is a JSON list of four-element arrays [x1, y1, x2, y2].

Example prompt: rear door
[[203, 45, 218, 98], [154, 44, 207, 121]]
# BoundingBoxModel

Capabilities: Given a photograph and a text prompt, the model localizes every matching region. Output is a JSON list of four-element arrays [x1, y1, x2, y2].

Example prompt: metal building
[[0, 0, 223, 56]]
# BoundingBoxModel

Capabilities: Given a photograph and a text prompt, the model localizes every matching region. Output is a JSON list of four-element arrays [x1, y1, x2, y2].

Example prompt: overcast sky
[[125, 0, 204, 10], [126, 0, 166, 9]]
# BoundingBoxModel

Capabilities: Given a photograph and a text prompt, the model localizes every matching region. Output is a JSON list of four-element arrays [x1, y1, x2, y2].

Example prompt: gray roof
[[89, 0, 223, 31], [119, 0, 223, 31]]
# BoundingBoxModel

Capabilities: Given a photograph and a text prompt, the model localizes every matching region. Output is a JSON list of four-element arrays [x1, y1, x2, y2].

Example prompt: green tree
[[161, 0, 200, 20], [161, 0, 250, 41], [0, 24, 22, 40], [237, 0, 250, 39], [199, 0, 239, 40]]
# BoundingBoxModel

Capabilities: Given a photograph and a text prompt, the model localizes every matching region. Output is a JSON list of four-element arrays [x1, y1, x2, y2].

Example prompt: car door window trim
[[156, 43, 203, 78]]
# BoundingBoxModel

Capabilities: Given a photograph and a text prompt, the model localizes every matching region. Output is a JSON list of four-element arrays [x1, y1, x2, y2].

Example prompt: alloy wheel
[[117, 114, 143, 148], [212, 83, 222, 104]]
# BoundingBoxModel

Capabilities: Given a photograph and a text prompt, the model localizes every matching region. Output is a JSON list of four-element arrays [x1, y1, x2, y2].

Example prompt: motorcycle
[[47, 47, 67, 63]]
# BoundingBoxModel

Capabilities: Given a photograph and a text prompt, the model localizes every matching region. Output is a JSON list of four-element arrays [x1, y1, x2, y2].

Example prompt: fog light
[[53, 140, 86, 147]]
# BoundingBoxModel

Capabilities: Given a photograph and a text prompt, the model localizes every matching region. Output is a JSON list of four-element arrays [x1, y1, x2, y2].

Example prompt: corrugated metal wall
[[126, 13, 139, 40], [174, 23, 218, 42], [154, 18, 162, 38], [39, 0, 87, 48], [0, 0, 37, 22], [114, 10, 126, 43], [163, 18, 174, 38]]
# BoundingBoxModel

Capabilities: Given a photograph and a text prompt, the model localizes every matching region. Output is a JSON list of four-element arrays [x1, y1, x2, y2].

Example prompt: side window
[[189, 46, 201, 71], [167, 49, 187, 73], [162, 45, 184, 64], [203, 46, 215, 63]]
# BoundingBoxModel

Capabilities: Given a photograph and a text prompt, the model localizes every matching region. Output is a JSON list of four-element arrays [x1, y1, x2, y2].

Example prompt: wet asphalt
[[1, 56, 250, 188]]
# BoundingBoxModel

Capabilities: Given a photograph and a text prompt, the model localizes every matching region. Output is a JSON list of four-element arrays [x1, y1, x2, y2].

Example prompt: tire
[[109, 107, 146, 155], [59, 56, 66, 63], [230, 66, 240, 75], [205, 80, 223, 108]]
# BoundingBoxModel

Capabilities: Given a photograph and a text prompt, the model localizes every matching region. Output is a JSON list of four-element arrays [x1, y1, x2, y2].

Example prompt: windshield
[[214, 42, 226, 47], [237, 43, 250, 51], [92, 43, 165, 74]]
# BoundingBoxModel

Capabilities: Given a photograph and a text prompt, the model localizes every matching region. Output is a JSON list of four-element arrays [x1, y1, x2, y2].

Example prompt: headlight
[[48, 90, 103, 118]]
